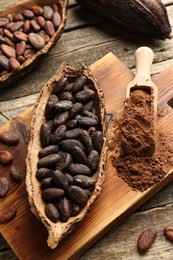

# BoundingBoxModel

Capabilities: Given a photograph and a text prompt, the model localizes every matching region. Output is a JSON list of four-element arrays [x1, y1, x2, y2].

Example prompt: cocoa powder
[[111, 89, 173, 192]]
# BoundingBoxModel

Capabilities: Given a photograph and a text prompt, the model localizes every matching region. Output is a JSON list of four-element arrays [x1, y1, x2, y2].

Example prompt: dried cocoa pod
[[0, 0, 68, 88], [26, 64, 107, 249], [76, 0, 171, 40]]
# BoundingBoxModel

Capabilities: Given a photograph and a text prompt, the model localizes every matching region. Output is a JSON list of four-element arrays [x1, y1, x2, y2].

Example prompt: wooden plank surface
[[0, 0, 173, 259]]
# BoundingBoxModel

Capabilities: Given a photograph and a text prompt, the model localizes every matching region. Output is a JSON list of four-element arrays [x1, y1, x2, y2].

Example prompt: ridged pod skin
[[76, 0, 171, 39], [0, 0, 68, 88], [26, 64, 107, 249]]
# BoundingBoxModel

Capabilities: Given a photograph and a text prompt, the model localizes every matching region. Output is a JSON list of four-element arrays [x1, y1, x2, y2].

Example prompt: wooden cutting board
[[0, 52, 173, 260]]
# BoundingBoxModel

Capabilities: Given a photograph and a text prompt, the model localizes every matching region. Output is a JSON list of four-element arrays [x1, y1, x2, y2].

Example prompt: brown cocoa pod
[[52, 77, 68, 94], [72, 75, 87, 93], [67, 185, 88, 206], [45, 203, 59, 222], [28, 33, 46, 50], [69, 102, 83, 118], [42, 187, 64, 201], [10, 166, 22, 183], [54, 111, 69, 127], [41, 177, 54, 190], [87, 150, 100, 172], [43, 6, 54, 20], [60, 139, 84, 153], [54, 100, 73, 112], [38, 145, 59, 158], [80, 129, 93, 154], [52, 11, 61, 28], [92, 131, 103, 153], [72, 146, 87, 164], [9, 57, 20, 71], [0, 151, 13, 165], [40, 121, 53, 147], [57, 197, 70, 222], [31, 6, 44, 16], [75, 89, 95, 103], [65, 128, 82, 139], [73, 175, 95, 188], [37, 154, 60, 169], [52, 170, 69, 190], [78, 116, 98, 128], [164, 225, 173, 242], [1, 44, 16, 58], [22, 9, 34, 19], [0, 131, 19, 145], [16, 41, 26, 56], [0, 205, 17, 224], [36, 168, 54, 181], [44, 21, 55, 37], [51, 125, 66, 143], [137, 227, 157, 253], [56, 151, 72, 171], [67, 163, 91, 176], [0, 177, 9, 197]]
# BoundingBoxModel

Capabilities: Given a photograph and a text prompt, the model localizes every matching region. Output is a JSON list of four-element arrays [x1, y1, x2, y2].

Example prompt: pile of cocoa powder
[[111, 89, 173, 192]]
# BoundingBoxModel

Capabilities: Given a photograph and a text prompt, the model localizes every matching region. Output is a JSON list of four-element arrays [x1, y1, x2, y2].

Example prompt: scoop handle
[[135, 46, 154, 83]]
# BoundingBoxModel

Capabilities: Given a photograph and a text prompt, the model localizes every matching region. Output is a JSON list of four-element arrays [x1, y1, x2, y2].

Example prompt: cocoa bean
[[75, 89, 95, 103], [67, 163, 91, 176], [60, 139, 84, 153], [38, 145, 59, 158], [4, 37, 15, 48], [31, 6, 44, 16], [58, 91, 73, 102], [40, 121, 53, 147], [1, 44, 16, 58], [82, 100, 94, 112], [38, 30, 50, 43], [80, 130, 93, 154], [0, 35, 7, 44], [137, 227, 157, 253], [17, 55, 25, 64], [0, 131, 19, 145], [67, 185, 88, 206], [37, 154, 60, 169], [52, 77, 68, 95], [37, 16, 46, 28], [43, 6, 54, 20], [16, 41, 26, 56], [51, 125, 66, 143], [13, 13, 24, 22], [82, 110, 99, 121], [42, 187, 64, 201], [0, 55, 10, 70], [0, 177, 9, 197], [30, 20, 41, 32], [44, 21, 55, 37], [0, 151, 13, 165], [22, 9, 34, 19], [54, 111, 69, 127], [72, 146, 87, 164], [28, 33, 45, 50], [23, 20, 30, 34], [9, 57, 20, 71], [24, 49, 36, 59], [57, 197, 70, 222], [52, 4, 59, 12], [52, 12, 61, 28], [66, 119, 78, 130], [45, 203, 59, 222], [7, 14, 13, 23], [164, 225, 173, 242], [56, 151, 72, 171], [65, 128, 82, 139], [5, 22, 14, 31], [41, 177, 54, 190], [74, 175, 95, 188], [0, 205, 17, 224], [88, 126, 97, 137], [10, 166, 22, 183], [87, 150, 99, 172], [64, 173, 73, 185], [78, 117, 98, 128], [36, 168, 54, 181], [92, 131, 103, 153], [55, 100, 73, 112], [72, 75, 87, 93], [3, 29, 15, 41], [0, 18, 9, 27], [10, 21, 24, 32], [45, 94, 59, 120], [14, 31, 28, 41], [70, 203, 80, 217], [64, 82, 73, 92], [53, 170, 69, 190], [69, 102, 83, 118]]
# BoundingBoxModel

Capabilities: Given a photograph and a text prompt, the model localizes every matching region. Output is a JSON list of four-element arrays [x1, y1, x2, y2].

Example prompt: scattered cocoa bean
[[164, 225, 173, 242], [45, 203, 59, 222], [0, 131, 19, 145], [40, 121, 53, 147], [10, 166, 22, 183], [54, 111, 69, 127], [69, 103, 83, 118], [16, 41, 26, 56], [0, 18, 9, 27], [0, 151, 13, 165], [137, 227, 157, 253], [30, 20, 40, 32], [37, 16, 46, 28], [59, 91, 73, 101], [0, 177, 9, 197], [0, 205, 17, 224]]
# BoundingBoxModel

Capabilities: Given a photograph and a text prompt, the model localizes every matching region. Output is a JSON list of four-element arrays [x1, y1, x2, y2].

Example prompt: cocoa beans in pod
[[26, 64, 107, 249], [0, 0, 68, 88], [76, 0, 171, 40]]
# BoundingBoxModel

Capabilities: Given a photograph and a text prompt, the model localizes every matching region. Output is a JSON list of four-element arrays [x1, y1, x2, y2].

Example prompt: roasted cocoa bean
[[42, 187, 64, 201], [75, 89, 95, 103], [78, 117, 98, 128], [72, 75, 87, 93], [69, 102, 83, 118], [51, 125, 66, 143], [55, 101, 73, 112], [43, 6, 53, 20], [9, 57, 20, 71], [0, 205, 17, 224], [37, 154, 60, 169], [57, 197, 70, 222], [54, 111, 69, 127], [10, 166, 22, 183], [0, 151, 13, 165], [60, 139, 84, 153], [64, 82, 73, 92], [56, 151, 72, 171], [65, 128, 82, 139], [52, 11, 61, 28], [28, 33, 45, 50], [40, 121, 53, 147], [59, 91, 73, 102], [36, 168, 54, 181], [87, 150, 100, 172], [44, 21, 55, 37], [73, 175, 95, 188], [38, 145, 59, 158], [45, 94, 59, 120], [41, 177, 54, 190], [0, 131, 19, 145], [88, 127, 97, 137], [45, 203, 59, 222], [53, 170, 69, 190], [0, 177, 9, 197], [67, 185, 88, 206], [52, 77, 68, 95], [67, 163, 91, 176], [137, 227, 157, 253], [80, 130, 93, 154], [70, 203, 80, 217], [64, 173, 73, 185], [82, 110, 99, 121], [82, 100, 94, 112], [164, 225, 173, 242], [92, 131, 103, 153], [65, 119, 78, 129], [72, 146, 87, 164]]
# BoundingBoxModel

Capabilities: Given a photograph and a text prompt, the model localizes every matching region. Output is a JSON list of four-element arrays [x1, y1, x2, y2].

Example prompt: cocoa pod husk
[[26, 64, 107, 249], [76, 0, 171, 40]]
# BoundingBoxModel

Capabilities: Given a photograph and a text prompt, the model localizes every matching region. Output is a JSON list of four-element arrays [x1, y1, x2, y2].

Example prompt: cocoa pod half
[[76, 0, 171, 40], [0, 0, 68, 88], [26, 64, 107, 249]]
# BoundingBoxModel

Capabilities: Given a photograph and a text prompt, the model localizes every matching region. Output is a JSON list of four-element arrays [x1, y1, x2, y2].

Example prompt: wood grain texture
[[0, 52, 173, 259]]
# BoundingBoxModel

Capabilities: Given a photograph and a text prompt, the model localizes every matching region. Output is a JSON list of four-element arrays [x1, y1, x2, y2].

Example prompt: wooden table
[[0, 0, 173, 259]]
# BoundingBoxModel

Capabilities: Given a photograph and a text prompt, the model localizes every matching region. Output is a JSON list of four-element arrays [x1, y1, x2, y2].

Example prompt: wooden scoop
[[126, 46, 158, 121]]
